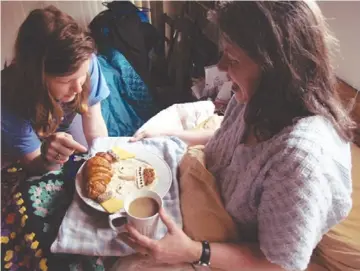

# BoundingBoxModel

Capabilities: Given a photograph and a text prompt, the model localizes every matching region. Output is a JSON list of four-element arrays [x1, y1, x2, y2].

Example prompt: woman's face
[[217, 39, 261, 103], [45, 58, 90, 103]]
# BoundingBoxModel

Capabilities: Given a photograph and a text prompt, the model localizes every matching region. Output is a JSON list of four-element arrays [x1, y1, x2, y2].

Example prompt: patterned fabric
[[1, 155, 106, 271], [204, 96, 352, 271], [98, 48, 156, 137], [51, 137, 186, 256], [1, 164, 27, 207]]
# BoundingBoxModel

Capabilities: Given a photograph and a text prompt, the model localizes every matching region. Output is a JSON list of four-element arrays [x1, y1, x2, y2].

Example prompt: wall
[[0, 1, 106, 67], [318, 1, 360, 90]]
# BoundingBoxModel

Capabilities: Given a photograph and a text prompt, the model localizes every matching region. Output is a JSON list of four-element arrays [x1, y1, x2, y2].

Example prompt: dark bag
[[89, 1, 160, 101], [161, 14, 219, 105]]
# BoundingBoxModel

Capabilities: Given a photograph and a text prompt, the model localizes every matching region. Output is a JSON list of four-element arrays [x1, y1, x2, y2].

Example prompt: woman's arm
[[163, 129, 215, 146], [82, 102, 108, 146], [19, 132, 87, 175], [130, 129, 215, 146], [1, 110, 86, 174], [193, 241, 283, 271], [126, 209, 283, 270]]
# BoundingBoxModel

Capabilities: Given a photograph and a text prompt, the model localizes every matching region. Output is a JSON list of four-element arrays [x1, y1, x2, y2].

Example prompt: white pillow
[[135, 101, 215, 134]]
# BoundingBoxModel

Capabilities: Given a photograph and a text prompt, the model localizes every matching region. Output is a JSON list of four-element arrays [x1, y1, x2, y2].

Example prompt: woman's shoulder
[[88, 53, 97, 73], [286, 116, 350, 162], [268, 115, 349, 153], [1, 106, 32, 131], [87, 53, 110, 106], [257, 117, 352, 271], [264, 116, 352, 188], [256, 115, 352, 188]]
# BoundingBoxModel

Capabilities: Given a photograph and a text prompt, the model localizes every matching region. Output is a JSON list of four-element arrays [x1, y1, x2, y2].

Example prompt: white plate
[[75, 145, 172, 213]]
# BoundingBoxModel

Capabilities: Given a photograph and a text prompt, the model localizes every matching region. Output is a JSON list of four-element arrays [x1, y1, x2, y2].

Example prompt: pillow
[[179, 146, 239, 242], [192, 115, 224, 131], [310, 143, 360, 270], [135, 101, 215, 134]]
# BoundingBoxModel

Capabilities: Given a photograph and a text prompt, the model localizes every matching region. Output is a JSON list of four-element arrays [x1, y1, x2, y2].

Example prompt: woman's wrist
[[186, 240, 203, 263]]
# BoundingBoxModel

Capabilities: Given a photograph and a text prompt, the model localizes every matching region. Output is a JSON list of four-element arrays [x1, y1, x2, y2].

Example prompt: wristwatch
[[193, 241, 211, 267]]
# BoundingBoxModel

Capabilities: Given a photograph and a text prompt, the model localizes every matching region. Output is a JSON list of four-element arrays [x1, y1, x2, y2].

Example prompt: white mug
[[108, 190, 163, 238]]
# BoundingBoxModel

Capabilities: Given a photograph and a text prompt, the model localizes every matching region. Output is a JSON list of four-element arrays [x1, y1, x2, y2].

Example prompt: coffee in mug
[[108, 190, 163, 238], [128, 197, 159, 218]]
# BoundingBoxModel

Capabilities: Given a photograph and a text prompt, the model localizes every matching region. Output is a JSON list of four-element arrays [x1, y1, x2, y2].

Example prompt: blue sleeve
[[88, 53, 110, 106], [1, 108, 41, 159]]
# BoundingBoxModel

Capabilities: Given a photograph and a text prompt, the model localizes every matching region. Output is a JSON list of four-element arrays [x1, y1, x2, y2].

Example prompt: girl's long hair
[[3, 5, 95, 138]]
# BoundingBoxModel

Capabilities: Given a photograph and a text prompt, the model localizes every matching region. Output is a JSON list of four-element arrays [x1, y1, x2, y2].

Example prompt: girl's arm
[[81, 102, 108, 147]]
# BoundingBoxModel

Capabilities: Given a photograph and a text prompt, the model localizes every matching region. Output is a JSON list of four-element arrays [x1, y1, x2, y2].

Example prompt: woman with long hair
[[129, 1, 355, 270], [1, 5, 109, 174]]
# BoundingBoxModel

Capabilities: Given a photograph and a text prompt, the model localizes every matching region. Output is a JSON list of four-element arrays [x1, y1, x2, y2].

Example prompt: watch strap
[[193, 240, 211, 266]]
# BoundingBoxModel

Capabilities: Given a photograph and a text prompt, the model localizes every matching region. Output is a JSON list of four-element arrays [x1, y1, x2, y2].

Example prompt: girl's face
[[45, 58, 90, 103], [217, 39, 261, 103]]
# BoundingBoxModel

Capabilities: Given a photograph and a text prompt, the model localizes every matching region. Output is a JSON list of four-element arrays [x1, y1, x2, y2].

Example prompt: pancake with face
[[107, 158, 157, 197]]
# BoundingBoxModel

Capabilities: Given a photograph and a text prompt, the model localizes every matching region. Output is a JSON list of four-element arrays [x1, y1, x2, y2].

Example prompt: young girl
[[1, 6, 109, 174]]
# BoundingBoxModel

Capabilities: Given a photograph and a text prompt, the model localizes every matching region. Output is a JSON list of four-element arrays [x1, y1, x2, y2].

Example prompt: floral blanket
[[1, 154, 113, 271]]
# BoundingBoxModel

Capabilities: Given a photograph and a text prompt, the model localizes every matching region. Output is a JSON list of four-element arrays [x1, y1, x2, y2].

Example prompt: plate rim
[[75, 146, 173, 213]]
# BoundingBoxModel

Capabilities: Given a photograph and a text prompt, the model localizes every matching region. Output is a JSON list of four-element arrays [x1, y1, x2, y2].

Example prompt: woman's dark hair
[[214, 1, 355, 142], [3, 5, 95, 137]]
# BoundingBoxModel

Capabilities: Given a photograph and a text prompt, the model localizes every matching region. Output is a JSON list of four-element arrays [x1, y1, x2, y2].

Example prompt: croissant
[[84, 152, 117, 200], [87, 179, 108, 200]]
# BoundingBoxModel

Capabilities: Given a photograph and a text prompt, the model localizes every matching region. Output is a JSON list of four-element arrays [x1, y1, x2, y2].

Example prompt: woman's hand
[[125, 208, 202, 264], [41, 132, 87, 164], [130, 129, 215, 146]]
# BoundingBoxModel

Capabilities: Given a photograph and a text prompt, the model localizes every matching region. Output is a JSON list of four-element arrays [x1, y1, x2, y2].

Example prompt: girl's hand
[[125, 208, 202, 264], [41, 132, 87, 164]]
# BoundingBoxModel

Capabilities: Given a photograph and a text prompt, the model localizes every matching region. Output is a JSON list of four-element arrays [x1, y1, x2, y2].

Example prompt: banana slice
[[112, 147, 136, 160]]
